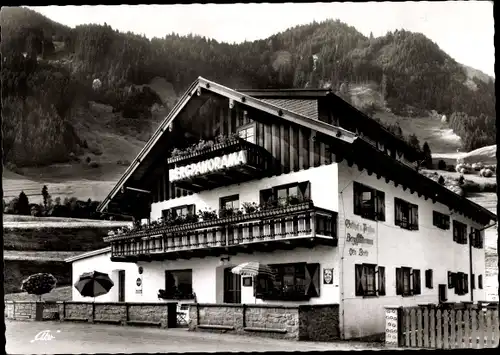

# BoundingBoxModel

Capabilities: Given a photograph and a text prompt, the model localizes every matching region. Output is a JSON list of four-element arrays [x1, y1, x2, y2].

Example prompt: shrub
[[438, 176, 445, 185], [438, 160, 447, 170], [21, 273, 57, 300]]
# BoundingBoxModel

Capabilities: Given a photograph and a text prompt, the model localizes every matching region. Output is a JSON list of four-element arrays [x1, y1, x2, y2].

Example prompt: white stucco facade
[[71, 161, 489, 339]]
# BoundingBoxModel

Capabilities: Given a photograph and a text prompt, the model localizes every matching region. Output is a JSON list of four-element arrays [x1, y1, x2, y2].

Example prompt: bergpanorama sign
[[169, 150, 247, 182]]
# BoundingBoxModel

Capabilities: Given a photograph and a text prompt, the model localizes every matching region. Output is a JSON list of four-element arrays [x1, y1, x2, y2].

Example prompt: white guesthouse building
[[68, 77, 496, 340]]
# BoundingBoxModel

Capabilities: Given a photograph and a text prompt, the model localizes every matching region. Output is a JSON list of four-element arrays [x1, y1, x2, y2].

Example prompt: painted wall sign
[[346, 233, 373, 246], [345, 219, 375, 235], [348, 248, 369, 257], [169, 150, 247, 182], [323, 268, 333, 284]]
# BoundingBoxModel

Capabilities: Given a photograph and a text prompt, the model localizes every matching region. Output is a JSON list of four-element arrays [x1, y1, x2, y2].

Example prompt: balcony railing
[[108, 201, 337, 261]]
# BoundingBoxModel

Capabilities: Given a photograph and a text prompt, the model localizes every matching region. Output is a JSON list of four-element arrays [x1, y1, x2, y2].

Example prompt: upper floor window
[[453, 220, 467, 244], [260, 181, 311, 208], [353, 182, 385, 221], [162, 204, 196, 222], [478, 275, 483, 289], [454, 272, 468, 295], [433, 211, 450, 230], [237, 123, 255, 144], [395, 198, 419, 230], [219, 194, 240, 217], [425, 269, 433, 289], [471, 227, 483, 249]]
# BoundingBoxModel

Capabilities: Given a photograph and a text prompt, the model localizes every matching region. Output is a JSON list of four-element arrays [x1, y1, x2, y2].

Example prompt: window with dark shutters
[[448, 271, 455, 289], [353, 182, 385, 221], [355, 263, 378, 297], [471, 227, 483, 249], [433, 211, 451, 230], [471, 274, 475, 289], [478, 275, 483, 289], [396, 267, 412, 296], [425, 269, 433, 289], [395, 198, 418, 230], [455, 272, 468, 295], [412, 269, 421, 295], [453, 220, 467, 244], [304, 263, 320, 297], [377, 266, 386, 296]]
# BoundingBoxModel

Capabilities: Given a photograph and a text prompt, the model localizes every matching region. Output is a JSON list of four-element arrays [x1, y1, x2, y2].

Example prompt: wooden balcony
[[108, 201, 337, 262], [167, 138, 274, 192]]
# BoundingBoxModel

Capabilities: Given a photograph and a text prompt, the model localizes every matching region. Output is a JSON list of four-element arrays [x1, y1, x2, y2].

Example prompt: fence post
[[464, 310, 470, 348], [443, 310, 449, 349], [417, 307, 423, 347], [478, 308, 485, 349], [436, 309, 442, 348], [384, 306, 401, 347], [471, 309, 477, 349], [410, 308, 416, 347], [430, 308, 436, 348], [486, 309, 493, 348], [457, 310, 463, 348], [423, 307, 429, 348], [450, 308, 456, 348], [242, 304, 247, 328]]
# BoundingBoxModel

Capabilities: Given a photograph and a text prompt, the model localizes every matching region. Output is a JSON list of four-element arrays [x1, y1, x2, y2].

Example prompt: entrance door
[[223, 267, 241, 303], [118, 270, 126, 302]]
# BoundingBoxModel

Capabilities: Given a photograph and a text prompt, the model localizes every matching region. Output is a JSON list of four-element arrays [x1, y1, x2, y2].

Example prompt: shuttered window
[[453, 220, 467, 244], [353, 182, 385, 221], [471, 227, 483, 249], [377, 266, 386, 296], [425, 269, 433, 289], [396, 267, 412, 296], [395, 198, 419, 230], [478, 275, 483, 289], [455, 272, 469, 295], [471, 274, 475, 289], [355, 264, 379, 297], [412, 269, 421, 295], [448, 271, 456, 289], [433, 211, 450, 230]]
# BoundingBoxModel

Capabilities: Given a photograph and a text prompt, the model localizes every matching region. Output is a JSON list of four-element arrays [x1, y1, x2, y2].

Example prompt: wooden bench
[[126, 320, 162, 327], [197, 324, 234, 331], [243, 327, 287, 334]]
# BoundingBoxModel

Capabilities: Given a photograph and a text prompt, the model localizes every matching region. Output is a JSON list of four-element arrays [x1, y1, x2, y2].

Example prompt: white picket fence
[[399, 306, 499, 349]]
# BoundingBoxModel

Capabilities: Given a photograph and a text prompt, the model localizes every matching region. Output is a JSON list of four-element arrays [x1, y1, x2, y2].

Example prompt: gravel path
[[6, 320, 386, 353]]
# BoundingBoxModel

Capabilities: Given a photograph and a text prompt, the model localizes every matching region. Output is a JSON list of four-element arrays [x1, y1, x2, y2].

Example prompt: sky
[[29, 2, 495, 77]]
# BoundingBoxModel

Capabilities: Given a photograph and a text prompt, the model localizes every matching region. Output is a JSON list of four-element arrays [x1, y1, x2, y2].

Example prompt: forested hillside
[[1, 7, 495, 168]]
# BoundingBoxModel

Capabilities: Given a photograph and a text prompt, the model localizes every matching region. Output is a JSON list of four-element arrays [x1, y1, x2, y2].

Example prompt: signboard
[[345, 219, 375, 258], [242, 277, 253, 287], [169, 150, 247, 182], [135, 276, 142, 295], [323, 268, 333, 285]]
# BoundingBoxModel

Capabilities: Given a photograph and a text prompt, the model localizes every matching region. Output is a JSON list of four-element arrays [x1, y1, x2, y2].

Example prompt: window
[[412, 269, 421, 295], [438, 284, 448, 303], [471, 227, 483, 249], [395, 198, 419, 230], [220, 195, 240, 217], [355, 264, 385, 297], [164, 269, 193, 299], [396, 267, 412, 296], [455, 272, 468, 295], [163, 204, 196, 221], [425, 269, 433, 289], [353, 182, 386, 221], [433, 211, 450, 230], [237, 123, 255, 144], [478, 275, 483, 289], [448, 271, 455, 289], [471, 274, 475, 289], [256, 263, 320, 301], [453, 220, 467, 244], [377, 266, 386, 296], [260, 181, 311, 208]]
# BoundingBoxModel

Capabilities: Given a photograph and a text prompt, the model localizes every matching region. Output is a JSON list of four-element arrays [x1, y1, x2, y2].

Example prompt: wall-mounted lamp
[[220, 255, 231, 265]]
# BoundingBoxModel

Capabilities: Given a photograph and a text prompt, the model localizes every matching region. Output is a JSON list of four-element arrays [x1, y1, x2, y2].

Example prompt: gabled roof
[[97, 77, 358, 213], [65, 247, 111, 263]]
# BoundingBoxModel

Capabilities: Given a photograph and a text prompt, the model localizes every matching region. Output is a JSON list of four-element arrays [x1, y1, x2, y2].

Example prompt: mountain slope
[[0, 7, 495, 172]]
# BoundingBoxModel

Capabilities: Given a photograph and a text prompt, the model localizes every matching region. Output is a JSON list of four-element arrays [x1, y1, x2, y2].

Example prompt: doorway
[[223, 267, 241, 303], [118, 270, 125, 302]]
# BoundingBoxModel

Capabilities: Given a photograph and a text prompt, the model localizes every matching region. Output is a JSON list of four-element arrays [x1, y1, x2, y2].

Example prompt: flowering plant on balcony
[[170, 133, 241, 158], [197, 208, 218, 221], [241, 202, 259, 214], [219, 206, 244, 218]]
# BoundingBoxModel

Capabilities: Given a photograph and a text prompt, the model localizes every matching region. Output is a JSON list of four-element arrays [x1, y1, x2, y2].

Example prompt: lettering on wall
[[170, 150, 247, 182], [345, 219, 375, 257]]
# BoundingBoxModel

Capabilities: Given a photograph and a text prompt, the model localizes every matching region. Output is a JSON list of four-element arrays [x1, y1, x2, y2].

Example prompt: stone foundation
[[5, 301, 177, 328], [189, 303, 339, 342]]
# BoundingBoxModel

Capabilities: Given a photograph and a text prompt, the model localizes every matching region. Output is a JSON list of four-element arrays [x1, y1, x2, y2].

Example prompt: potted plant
[[198, 208, 218, 221], [287, 194, 302, 205], [242, 202, 259, 214]]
